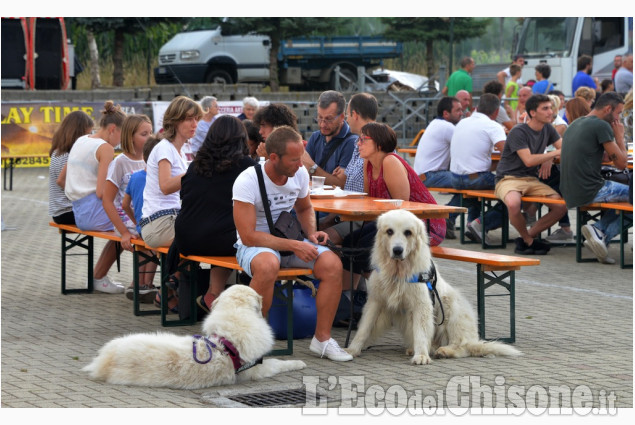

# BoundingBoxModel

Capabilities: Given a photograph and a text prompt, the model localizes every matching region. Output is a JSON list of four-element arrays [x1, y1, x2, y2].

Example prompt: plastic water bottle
[[259, 156, 266, 167], [182, 142, 194, 162]]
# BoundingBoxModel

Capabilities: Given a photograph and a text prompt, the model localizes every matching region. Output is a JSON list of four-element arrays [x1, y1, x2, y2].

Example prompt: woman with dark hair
[[341, 122, 446, 286], [174, 115, 256, 312], [49, 110, 94, 225], [243, 119, 263, 161]]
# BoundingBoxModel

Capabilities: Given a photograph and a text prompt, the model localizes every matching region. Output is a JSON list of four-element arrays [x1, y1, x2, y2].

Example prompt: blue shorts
[[72, 193, 114, 232], [235, 239, 330, 277]]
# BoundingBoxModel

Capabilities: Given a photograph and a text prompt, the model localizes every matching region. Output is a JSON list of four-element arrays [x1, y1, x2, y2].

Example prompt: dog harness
[[191, 334, 262, 373], [409, 261, 445, 326]]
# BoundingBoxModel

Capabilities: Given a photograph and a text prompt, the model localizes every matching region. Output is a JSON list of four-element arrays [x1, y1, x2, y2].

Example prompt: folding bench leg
[[133, 249, 161, 316], [476, 265, 515, 343], [161, 258, 198, 327], [619, 211, 633, 269], [269, 280, 294, 356], [60, 230, 93, 294]]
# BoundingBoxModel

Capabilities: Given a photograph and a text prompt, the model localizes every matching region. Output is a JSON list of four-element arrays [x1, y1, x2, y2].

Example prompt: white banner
[[151, 100, 270, 134]]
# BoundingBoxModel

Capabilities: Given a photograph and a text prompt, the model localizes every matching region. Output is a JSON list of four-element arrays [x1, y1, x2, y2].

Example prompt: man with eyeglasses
[[322, 93, 377, 243], [302, 90, 357, 188]]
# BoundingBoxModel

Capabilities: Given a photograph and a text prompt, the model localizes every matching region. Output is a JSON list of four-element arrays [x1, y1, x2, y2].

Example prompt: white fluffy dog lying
[[346, 209, 521, 364], [83, 285, 306, 389]]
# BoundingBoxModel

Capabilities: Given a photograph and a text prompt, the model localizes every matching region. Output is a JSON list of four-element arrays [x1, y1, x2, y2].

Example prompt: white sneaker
[[93, 276, 125, 294], [309, 337, 353, 362], [467, 219, 492, 245], [581, 224, 609, 262], [545, 228, 575, 243], [583, 241, 615, 264]]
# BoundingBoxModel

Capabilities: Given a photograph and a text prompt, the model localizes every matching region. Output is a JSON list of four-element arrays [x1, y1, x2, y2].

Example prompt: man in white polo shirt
[[449, 93, 507, 245], [414, 96, 463, 238]]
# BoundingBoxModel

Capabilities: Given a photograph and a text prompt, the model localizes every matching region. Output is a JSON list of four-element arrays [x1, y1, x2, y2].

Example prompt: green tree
[[72, 18, 186, 87], [221, 18, 345, 91], [382, 18, 490, 79]]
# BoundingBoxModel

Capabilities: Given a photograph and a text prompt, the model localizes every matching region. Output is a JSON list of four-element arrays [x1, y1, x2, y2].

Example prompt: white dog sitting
[[83, 285, 306, 389], [346, 209, 522, 364]]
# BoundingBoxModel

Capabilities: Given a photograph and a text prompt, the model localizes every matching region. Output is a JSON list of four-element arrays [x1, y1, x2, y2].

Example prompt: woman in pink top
[[341, 123, 445, 288], [360, 122, 445, 246]]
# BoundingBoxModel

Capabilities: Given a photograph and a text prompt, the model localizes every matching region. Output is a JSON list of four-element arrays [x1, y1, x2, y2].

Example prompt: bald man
[[513, 86, 533, 123], [455, 90, 473, 119]]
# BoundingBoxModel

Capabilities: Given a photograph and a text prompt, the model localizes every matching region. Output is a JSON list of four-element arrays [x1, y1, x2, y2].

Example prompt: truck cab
[[154, 26, 270, 85], [514, 17, 632, 97]]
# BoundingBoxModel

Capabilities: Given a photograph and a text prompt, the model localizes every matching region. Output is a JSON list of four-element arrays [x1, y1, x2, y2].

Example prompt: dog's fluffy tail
[[467, 341, 522, 357], [436, 341, 522, 358]]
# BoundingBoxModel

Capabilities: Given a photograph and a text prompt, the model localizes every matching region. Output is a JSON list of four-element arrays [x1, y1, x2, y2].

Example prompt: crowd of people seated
[[50, 72, 632, 360]]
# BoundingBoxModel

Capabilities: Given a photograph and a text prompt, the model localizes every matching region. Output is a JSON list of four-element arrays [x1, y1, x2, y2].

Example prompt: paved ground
[[1, 167, 633, 417]]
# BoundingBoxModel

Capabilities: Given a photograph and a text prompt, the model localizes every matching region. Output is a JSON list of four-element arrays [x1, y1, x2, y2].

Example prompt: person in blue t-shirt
[[572, 54, 598, 95], [532, 63, 554, 94]]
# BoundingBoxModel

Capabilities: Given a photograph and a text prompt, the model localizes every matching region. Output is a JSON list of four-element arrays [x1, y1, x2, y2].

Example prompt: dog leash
[[192, 335, 217, 364], [410, 261, 445, 326], [192, 334, 262, 373]]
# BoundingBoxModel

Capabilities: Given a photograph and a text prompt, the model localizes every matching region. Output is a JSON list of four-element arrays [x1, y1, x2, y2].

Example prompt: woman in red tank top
[[340, 123, 446, 280], [359, 122, 446, 246]]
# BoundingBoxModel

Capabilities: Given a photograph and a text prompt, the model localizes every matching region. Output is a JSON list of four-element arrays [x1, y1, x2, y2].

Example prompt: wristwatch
[[309, 163, 318, 174]]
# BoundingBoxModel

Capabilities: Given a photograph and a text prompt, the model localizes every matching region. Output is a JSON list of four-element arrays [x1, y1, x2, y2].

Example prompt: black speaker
[[1, 19, 27, 88], [33, 18, 64, 90]]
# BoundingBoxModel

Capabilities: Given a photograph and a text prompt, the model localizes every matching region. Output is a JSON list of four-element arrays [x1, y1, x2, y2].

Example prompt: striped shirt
[[48, 152, 72, 217]]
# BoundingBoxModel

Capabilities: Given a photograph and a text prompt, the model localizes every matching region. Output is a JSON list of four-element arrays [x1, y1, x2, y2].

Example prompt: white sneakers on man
[[309, 336, 353, 362], [93, 275, 125, 293], [581, 224, 612, 264]]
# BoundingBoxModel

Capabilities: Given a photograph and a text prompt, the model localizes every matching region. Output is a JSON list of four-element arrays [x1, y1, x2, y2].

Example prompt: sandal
[[196, 294, 216, 314], [166, 274, 180, 291], [154, 293, 179, 314]]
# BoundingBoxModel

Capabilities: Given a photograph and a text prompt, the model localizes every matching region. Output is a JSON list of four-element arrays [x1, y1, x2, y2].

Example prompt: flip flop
[[154, 293, 179, 314]]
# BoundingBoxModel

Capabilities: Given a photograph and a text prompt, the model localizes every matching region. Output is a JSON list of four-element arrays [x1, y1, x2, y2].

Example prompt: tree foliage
[[69, 18, 187, 87], [220, 18, 346, 91], [381, 18, 490, 77]]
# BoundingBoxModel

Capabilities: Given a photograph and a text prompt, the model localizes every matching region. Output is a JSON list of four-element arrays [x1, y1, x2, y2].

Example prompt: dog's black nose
[[392, 246, 403, 257]]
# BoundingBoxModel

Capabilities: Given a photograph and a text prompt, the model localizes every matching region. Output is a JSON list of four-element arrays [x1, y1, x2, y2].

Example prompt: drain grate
[[228, 388, 309, 407]]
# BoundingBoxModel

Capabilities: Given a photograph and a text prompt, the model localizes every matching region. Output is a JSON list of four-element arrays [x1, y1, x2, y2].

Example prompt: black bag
[[255, 164, 305, 256], [601, 165, 631, 185], [273, 210, 305, 242], [178, 266, 210, 321]]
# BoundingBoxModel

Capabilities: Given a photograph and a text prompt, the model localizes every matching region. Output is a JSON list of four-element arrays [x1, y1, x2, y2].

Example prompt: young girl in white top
[[65, 101, 127, 293], [102, 114, 158, 303], [103, 114, 152, 250], [49, 110, 94, 225], [140, 96, 202, 248]]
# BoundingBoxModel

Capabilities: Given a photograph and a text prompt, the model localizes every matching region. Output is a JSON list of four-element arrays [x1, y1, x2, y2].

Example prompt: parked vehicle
[[513, 17, 633, 96], [1, 17, 70, 90], [154, 26, 402, 90]]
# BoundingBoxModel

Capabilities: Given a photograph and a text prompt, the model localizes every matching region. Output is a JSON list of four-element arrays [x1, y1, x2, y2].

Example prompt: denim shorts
[[235, 239, 330, 277], [72, 193, 114, 232]]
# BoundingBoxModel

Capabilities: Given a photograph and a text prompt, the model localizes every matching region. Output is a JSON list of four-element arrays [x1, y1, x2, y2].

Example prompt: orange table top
[[311, 196, 465, 221], [401, 148, 632, 169]]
